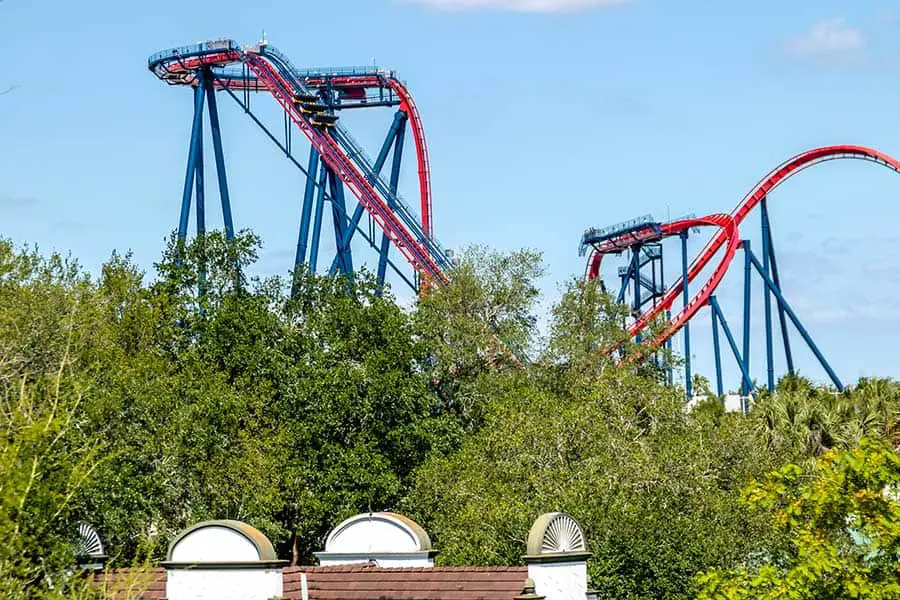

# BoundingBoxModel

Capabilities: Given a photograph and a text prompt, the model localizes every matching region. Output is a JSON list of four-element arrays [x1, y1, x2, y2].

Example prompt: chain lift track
[[148, 39, 451, 293]]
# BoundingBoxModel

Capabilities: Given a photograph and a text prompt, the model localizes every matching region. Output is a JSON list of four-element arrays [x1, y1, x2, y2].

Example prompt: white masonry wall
[[167, 568, 282, 600], [528, 561, 588, 600], [165, 522, 284, 600]]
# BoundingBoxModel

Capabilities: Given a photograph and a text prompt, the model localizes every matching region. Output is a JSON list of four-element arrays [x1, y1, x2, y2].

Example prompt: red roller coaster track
[[588, 144, 900, 350]]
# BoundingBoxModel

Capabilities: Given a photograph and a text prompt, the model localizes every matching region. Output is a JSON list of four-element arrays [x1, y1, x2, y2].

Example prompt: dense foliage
[[3, 232, 900, 598], [697, 438, 900, 599]]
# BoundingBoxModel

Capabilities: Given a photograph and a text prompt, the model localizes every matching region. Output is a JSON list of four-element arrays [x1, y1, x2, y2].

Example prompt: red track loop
[[593, 145, 900, 350], [634, 214, 739, 347]]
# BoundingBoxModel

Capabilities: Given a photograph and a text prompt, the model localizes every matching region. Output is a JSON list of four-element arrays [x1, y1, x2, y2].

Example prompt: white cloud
[[401, 0, 627, 13], [784, 18, 866, 62]]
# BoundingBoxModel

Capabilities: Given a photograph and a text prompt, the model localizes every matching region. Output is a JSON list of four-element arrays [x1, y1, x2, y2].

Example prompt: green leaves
[[697, 439, 900, 599]]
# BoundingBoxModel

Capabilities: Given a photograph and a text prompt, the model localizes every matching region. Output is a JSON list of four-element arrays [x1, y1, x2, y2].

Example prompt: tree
[[405, 365, 776, 599], [697, 438, 900, 599], [0, 361, 106, 599], [414, 245, 544, 429]]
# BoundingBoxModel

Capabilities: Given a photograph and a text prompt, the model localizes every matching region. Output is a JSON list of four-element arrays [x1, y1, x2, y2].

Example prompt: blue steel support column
[[328, 169, 354, 275], [373, 112, 406, 178], [761, 199, 775, 391], [179, 75, 207, 241], [295, 147, 320, 269], [709, 296, 754, 397], [195, 116, 205, 238], [204, 74, 235, 240], [681, 231, 692, 398], [194, 109, 207, 295], [378, 115, 407, 288], [617, 250, 638, 304], [741, 240, 752, 396], [747, 251, 844, 391], [309, 167, 328, 271], [660, 247, 673, 385], [765, 209, 795, 376], [330, 113, 406, 276], [710, 299, 724, 397], [633, 245, 643, 344]]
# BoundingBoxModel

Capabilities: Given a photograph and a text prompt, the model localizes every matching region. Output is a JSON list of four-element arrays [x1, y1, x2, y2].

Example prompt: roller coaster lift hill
[[148, 37, 452, 295]]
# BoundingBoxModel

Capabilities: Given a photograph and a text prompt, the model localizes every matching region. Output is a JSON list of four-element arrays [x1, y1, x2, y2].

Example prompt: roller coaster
[[148, 37, 452, 293], [581, 145, 900, 399], [150, 38, 899, 396]]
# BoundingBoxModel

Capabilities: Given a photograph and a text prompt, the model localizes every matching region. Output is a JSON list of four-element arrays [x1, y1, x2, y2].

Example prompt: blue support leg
[[178, 76, 207, 241], [681, 231, 692, 398], [328, 170, 354, 276], [330, 116, 405, 276], [765, 211, 795, 377], [633, 245, 643, 344], [195, 115, 207, 294], [378, 117, 407, 289], [710, 299, 724, 397], [747, 250, 844, 391], [205, 75, 234, 240], [195, 117, 205, 238], [617, 250, 638, 304], [309, 167, 328, 272], [709, 296, 754, 398], [296, 147, 320, 269], [742, 240, 752, 396], [761, 199, 775, 391]]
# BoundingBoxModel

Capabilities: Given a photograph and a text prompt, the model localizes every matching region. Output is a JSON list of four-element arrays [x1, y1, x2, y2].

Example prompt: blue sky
[[2, 0, 900, 389]]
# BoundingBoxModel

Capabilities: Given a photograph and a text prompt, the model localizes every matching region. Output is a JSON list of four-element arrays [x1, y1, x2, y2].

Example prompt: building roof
[[283, 564, 529, 600]]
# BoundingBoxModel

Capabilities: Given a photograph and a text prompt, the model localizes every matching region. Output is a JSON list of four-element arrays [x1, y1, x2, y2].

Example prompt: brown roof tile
[[284, 565, 529, 600]]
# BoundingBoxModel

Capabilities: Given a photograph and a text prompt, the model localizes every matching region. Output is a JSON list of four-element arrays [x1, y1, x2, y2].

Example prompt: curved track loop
[[640, 214, 739, 348], [591, 145, 900, 349]]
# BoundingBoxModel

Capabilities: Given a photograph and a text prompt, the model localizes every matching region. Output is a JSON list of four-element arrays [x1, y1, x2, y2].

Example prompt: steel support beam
[[329, 114, 405, 275], [205, 74, 235, 240], [195, 116, 205, 238], [741, 240, 752, 396], [709, 296, 754, 397], [710, 300, 724, 397], [309, 166, 329, 272], [747, 250, 844, 391], [378, 115, 407, 289], [179, 75, 207, 241], [633, 245, 643, 344], [764, 205, 795, 377], [328, 169, 354, 276], [681, 231, 692, 398], [296, 147, 321, 269], [760, 198, 775, 391]]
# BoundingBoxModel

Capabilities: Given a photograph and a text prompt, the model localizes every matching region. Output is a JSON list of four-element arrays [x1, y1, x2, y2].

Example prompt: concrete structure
[[162, 520, 287, 600]]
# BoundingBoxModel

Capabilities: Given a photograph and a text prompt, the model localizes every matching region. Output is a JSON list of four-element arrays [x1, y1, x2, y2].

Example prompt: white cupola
[[315, 511, 436, 567]]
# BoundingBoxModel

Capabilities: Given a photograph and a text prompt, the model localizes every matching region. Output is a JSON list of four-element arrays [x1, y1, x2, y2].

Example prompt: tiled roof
[[284, 565, 529, 600], [92, 567, 166, 599]]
